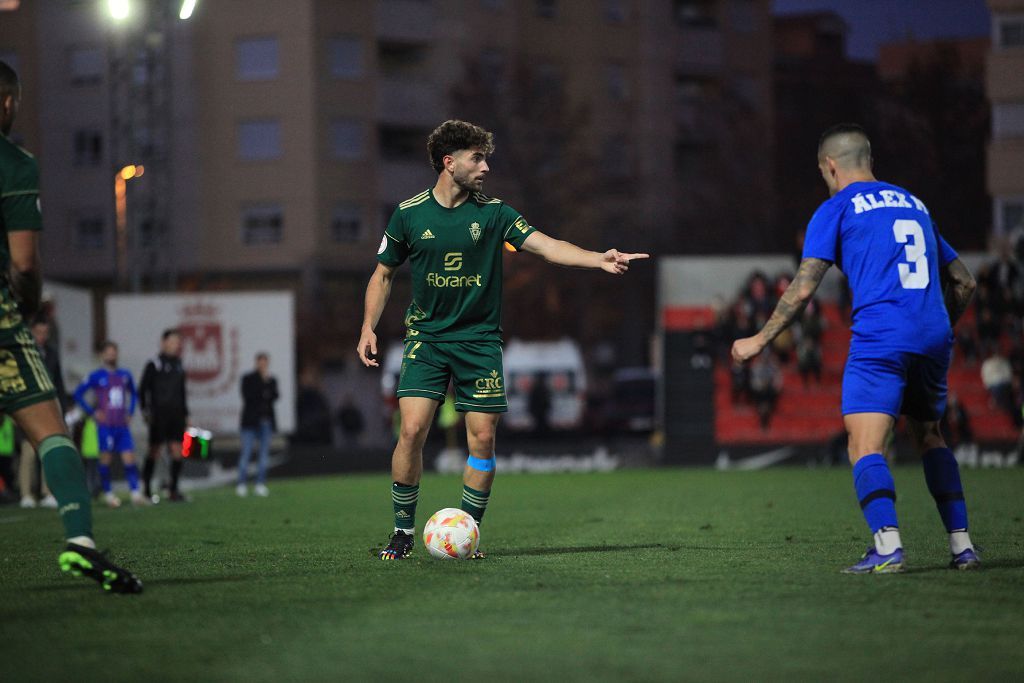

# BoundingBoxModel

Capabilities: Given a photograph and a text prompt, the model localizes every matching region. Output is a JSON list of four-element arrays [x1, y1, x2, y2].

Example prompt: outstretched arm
[[357, 262, 398, 367], [520, 230, 648, 275], [732, 257, 831, 363], [941, 258, 976, 326]]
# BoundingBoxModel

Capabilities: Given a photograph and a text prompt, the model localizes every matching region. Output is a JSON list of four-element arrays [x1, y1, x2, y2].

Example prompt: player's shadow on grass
[[903, 557, 1024, 574], [505, 543, 667, 557], [31, 574, 254, 592]]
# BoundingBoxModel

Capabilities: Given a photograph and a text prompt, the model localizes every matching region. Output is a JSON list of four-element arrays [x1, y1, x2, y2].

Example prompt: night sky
[[773, 0, 992, 61]]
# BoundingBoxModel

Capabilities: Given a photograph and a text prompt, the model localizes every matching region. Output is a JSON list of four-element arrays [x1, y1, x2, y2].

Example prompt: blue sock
[[124, 463, 140, 493], [922, 447, 968, 532], [852, 454, 898, 533], [98, 463, 112, 494]]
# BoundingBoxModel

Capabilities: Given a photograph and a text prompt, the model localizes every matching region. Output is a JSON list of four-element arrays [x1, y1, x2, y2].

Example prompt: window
[[994, 102, 1024, 139], [137, 219, 164, 249], [327, 36, 363, 79], [380, 126, 426, 161], [73, 129, 103, 166], [604, 0, 628, 22], [330, 120, 364, 160], [241, 204, 283, 245], [237, 120, 281, 160], [236, 37, 279, 81], [997, 197, 1024, 235], [606, 63, 629, 101], [331, 203, 363, 243], [478, 48, 506, 85], [536, 0, 557, 19], [602, 134, 633, 179], [377, 41, 428, 78], [75, 212, 105, 249], [996, 15, 1024, 48], [674, 0, 716, 28], [731, 76, 759, 109], [728, 0, 756, 33], [533, 62, 563, 99], [69, 47, 103, 85]]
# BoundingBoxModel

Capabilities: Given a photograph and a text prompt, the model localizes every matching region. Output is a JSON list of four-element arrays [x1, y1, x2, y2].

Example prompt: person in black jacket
[[236, 352, 278, 497], [139, 329, 189, 502]]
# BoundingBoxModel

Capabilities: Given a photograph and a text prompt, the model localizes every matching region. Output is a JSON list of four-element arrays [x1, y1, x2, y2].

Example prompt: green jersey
[[0, 134, 42, 329], [378, 188, 536, 342]]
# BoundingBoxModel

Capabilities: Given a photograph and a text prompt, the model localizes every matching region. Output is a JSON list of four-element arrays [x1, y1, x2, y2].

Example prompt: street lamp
[[108, 0, 129, 21], [179, 0, 197, 20], [114, 164, 144, 288]]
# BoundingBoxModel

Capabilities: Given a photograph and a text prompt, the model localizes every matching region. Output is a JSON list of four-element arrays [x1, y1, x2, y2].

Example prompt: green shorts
[[397, 340, 506, 413], [0, 324, 56, 413]]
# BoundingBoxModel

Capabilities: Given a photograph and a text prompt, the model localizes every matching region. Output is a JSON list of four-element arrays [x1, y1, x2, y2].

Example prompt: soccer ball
[[423, 508, 480, 560]]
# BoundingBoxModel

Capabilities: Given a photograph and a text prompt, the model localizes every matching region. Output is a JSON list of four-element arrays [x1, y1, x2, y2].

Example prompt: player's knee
[[398, 419, 431, 444], [466, 423, 495, 450]]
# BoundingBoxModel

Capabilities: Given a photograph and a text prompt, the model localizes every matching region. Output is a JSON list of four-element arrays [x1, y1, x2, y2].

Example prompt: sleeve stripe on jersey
[[1, 190, 39, 198], [503, 216, 527, 239], [473, 192, 501, 205], [384, 230, 404, 244], [399, 190, 430, 210]]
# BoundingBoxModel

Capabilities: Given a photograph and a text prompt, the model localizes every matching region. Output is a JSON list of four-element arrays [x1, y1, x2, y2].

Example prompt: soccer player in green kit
[[358, 120, 648, 559], [0, 61, 141, 591]]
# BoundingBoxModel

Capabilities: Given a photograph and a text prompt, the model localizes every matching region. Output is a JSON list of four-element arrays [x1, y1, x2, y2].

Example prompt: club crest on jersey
[[469, 222, 481, 244]]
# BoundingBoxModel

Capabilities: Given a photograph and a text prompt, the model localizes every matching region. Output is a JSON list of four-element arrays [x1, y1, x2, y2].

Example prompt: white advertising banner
[[105, 292, 295, 436], [44, 280, 94, 390]]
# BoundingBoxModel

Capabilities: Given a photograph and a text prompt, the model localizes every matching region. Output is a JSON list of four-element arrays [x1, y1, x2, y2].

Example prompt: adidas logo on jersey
[[421, 229, 435, 239]]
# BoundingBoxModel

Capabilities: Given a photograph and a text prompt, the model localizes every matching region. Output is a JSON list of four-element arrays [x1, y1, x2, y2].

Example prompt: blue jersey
[[802, 180, 957, 361], [74, 367, 137, 427]]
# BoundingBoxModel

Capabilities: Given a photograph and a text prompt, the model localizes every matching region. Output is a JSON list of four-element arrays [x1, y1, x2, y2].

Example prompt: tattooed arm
[[731, 258, 831, 363], [941, 258, 976, 327]]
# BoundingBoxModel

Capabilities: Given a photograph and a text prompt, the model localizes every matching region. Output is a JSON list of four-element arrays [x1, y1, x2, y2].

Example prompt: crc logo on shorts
[[0, 350, 26, 394], [444, 252, 463, 271], [473, 370, 504, 399]]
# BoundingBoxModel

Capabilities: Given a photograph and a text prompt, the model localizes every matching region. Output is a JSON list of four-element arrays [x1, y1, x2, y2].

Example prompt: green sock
[[39, 435, 93, 541], [392, 482, 418, 532], [460, 485, 490, 525]]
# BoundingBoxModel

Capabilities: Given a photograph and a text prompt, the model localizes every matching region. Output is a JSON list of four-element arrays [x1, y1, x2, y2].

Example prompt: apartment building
[[987, 0, 1024, 236], [1, 0, 774, 360]]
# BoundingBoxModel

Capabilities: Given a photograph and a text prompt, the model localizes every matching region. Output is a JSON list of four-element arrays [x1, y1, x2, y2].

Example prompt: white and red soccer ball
[[423, 508, 480, 560]]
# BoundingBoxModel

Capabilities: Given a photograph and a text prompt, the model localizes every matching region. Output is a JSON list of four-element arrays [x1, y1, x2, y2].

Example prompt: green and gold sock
[[460, 485, 490, 525], [39, 435, 93, 541], [392, 482, 419, 533]]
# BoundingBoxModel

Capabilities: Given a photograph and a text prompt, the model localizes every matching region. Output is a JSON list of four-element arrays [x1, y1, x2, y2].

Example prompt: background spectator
[[237, 352, 278, 498]]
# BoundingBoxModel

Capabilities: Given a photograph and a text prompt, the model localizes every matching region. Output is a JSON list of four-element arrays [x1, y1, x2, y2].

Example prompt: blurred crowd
[[712, 270, 826, 431]]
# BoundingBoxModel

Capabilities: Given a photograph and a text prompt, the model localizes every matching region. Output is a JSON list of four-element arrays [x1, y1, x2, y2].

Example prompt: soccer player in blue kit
[[73, 341, 144, 507], [732, 124, 980, 573]]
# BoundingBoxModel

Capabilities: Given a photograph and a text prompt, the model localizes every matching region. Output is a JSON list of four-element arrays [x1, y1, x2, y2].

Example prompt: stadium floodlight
[[179, 0, 196, 20], [108, 0, 129, 21]]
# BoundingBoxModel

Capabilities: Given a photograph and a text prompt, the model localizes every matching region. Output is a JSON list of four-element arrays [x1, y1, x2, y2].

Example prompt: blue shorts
[[842, 351, 949, 421], [98, 425, 135, 454]]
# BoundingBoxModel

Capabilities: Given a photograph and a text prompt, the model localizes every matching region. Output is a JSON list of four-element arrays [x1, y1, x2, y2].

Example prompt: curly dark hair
[[426, 120, 495, 174]]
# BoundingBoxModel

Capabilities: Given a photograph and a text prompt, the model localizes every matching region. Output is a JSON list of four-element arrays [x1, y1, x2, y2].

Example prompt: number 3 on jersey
[[892, 219, 929, 289]]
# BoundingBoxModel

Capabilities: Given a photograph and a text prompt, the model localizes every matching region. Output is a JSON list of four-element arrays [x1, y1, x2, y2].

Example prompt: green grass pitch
[[2, 467, 1023, 681]]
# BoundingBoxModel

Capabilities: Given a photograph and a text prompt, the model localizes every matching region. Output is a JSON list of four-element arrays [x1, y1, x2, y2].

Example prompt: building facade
[[1, 0, 774, 363], [987, 0, 1024, 237]]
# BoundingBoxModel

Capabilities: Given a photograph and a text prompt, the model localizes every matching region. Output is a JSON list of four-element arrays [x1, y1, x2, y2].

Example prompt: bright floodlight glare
[[108, 0, 129, 20], [179, 0, 196, 20]]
